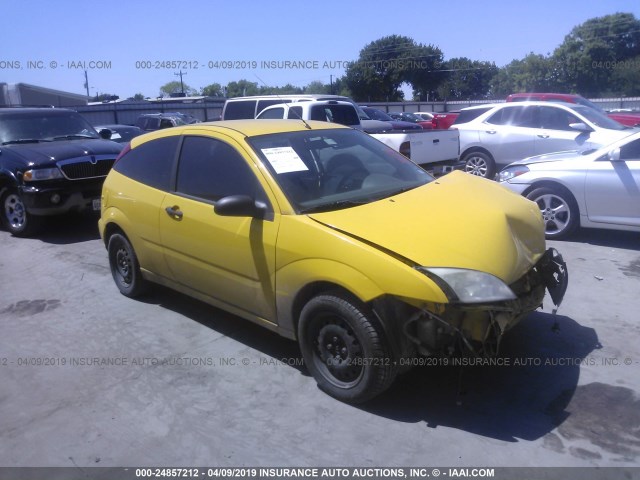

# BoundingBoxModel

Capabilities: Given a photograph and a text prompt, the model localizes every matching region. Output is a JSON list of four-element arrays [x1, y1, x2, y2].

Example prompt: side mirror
[[569, 122, 593, 133], [214, 195, 266, 218], [608, 147, 621, 162], [98, 128, 112, 139]]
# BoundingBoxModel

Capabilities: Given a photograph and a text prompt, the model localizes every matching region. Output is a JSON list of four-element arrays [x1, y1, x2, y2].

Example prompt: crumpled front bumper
[[402, 248, 568, 357]]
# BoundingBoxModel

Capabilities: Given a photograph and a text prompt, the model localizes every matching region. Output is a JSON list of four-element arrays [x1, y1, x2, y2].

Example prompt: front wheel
[[1, 189, 42, 237], [463, 151, 496, 179], [108, 233, 147, 297], [526, 187, 579, 239], [298, 294, 397, 403]]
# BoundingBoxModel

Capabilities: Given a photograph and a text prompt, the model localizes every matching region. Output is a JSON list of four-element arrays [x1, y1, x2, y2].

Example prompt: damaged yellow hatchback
[[99, 120, 567, 403]]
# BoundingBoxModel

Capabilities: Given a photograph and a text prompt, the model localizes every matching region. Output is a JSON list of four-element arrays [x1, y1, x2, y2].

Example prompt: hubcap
[[4, 194, 26, 229], [534, 194, 570, 235], [465, 156, 487, 177]]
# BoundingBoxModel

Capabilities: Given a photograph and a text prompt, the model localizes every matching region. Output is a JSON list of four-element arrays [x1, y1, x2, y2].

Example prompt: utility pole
[[84, 70, 90, 100], [175, 70, 187, 95]]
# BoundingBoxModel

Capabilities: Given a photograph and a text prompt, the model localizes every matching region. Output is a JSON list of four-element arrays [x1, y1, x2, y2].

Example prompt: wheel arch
[[459, 146, 495, 162], [521, 180, 582, 215]]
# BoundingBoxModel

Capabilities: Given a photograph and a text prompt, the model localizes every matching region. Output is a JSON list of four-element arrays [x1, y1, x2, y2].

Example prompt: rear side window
[[287, 106, 303, 119], [310, 105, 360, 126], [257, 107, 285, 119], [223, 100, 257, 120], [113, 136, 179, 191], [452, 107, 493, 125], [486, 106, 535, 127]]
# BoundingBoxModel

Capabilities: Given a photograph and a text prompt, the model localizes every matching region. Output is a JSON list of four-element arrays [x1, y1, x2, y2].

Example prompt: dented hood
[[308, 171, 546, 285]]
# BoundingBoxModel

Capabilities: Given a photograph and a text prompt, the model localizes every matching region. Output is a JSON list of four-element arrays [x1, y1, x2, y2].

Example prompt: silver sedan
[[498, 131, 640, 239], [454, 101, 634, 179]]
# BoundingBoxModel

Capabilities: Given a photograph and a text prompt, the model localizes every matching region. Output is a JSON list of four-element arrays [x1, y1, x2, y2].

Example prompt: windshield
[[248, 128, 433, 213], [0, 111, 99, 144], [571, 105, 628, 130], [363, 108, 393, 122]]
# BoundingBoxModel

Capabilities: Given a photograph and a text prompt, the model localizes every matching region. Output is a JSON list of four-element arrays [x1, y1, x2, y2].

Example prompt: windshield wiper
[[300, 199, 369, 214], [52, 134, 97, 140], [1, 138, 52, 145]]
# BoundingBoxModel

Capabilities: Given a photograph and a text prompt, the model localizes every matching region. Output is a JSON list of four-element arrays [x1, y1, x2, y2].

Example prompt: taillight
[[113, 143, 131, 165]]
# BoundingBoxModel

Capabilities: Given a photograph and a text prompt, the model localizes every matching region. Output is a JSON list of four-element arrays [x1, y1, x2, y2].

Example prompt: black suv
[[0, 107, 123, 236]]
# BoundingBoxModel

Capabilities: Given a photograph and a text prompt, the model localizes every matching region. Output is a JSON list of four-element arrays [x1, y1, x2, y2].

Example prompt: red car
[[506, 93, 640, 127], [431, 112, 459, 129]]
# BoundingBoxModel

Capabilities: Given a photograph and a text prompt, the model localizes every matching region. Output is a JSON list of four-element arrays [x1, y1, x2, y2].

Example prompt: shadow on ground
[[136, 286, 616, 444], [34, 213, 101, 245], [566, 228, 640, 251]]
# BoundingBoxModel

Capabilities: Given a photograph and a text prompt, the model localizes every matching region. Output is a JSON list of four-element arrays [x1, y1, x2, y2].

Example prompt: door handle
[[485, 130, 497, 134], [432, 139, 440, 144], [537, 134, 550, 139], [165, 205, 183, 220]]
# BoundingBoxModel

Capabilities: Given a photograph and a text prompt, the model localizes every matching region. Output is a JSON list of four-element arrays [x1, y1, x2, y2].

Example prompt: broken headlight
[[417, 267, 517, 304]]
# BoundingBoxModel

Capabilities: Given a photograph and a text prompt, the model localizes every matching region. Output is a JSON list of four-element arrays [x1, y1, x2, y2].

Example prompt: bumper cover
[[20, 180, 103, 216]]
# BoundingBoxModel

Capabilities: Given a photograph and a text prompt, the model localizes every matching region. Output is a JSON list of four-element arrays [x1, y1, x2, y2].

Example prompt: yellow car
[[99, 120, 567, 403]]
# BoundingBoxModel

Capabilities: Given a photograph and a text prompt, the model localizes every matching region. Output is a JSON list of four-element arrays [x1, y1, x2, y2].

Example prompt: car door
[[479, 105, 537, 167], [159, 133, 280, 322], [534, 106, 591, 155], [585, 138, 640, 227]]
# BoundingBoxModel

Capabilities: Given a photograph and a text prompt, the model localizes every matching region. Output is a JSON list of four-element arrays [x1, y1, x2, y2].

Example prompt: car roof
[[0, 107, 74, 116], [130, 119, 349, 147], [461, 101, 578, 111]]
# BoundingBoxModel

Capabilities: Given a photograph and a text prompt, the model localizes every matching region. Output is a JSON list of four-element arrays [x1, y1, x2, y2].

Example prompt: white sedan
[[454, 101, 635, 179], [499, 131, 640, 239]]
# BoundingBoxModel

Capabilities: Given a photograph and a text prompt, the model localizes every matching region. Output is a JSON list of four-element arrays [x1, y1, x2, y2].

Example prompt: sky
[[1, 0, 638, 99]]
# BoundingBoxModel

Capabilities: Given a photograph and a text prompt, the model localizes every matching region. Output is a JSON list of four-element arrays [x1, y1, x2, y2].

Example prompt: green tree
[[225, 80, 260, 97], [552, 13, 640, 96], [436, 57, 498, 100], [130, 93, 146, 101], [159, 81, 197, 97], [490, 53, 559, 97], [201, 83, 223, 97], [304, 81, 330, 94], [345, 35, 444, 102]]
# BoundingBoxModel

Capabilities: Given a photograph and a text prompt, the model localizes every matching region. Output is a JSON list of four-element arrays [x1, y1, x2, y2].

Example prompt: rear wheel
[[298, 293, 397, 403], [108, 233, 147, 297], [1, 189, 42, 237], [526, 187, 579, 239], [463, 151, 496, 179]]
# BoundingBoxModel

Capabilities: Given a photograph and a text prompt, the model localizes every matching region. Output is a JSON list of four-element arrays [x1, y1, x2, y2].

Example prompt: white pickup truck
[[256, 100, 461, 175]]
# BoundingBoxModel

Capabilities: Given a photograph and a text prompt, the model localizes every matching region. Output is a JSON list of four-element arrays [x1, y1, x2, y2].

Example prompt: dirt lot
[[1, 214, 639, 469]]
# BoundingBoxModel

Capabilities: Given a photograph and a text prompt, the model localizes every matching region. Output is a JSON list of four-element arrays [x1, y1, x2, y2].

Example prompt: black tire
[[0, 189, 42, 237], [526, 186, 579, 240], [463, 151, 496, 179], [107, 233, 147, 297], [298, 293, 397, 403]]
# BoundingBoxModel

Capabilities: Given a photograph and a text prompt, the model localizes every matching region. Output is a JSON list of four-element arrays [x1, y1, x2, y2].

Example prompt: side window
[[487, 106, 535, 127], [159, 118, 174, 129], [539, 107, 580, 131], [620, 139, 640, 160], [176, 136, 266, 203], [223, 101, 257, 120], [257, 107, 285, 119], [113, 136, 179, 191], [287, 106, 303, 119]]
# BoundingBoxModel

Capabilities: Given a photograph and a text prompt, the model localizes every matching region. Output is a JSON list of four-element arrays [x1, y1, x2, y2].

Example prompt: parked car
[[135, 113, 189, 131], [454, 101, 635, 179], [432, 112, 460, 129], [256, 100, 362, 129], [99, 120, 567, 403], [361, 107, 423, 130], [499, 131, 640, 239], [94, 124, 143, 143], [414, 112, 435, 121], [0, 107, 123, 236], [222, 94, 392, 133], [506, 93, 640, 127], [388, 112, 433, 129]]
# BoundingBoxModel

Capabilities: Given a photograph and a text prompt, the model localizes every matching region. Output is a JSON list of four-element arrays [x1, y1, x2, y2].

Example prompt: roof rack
[[0, 104, 56, 108]]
